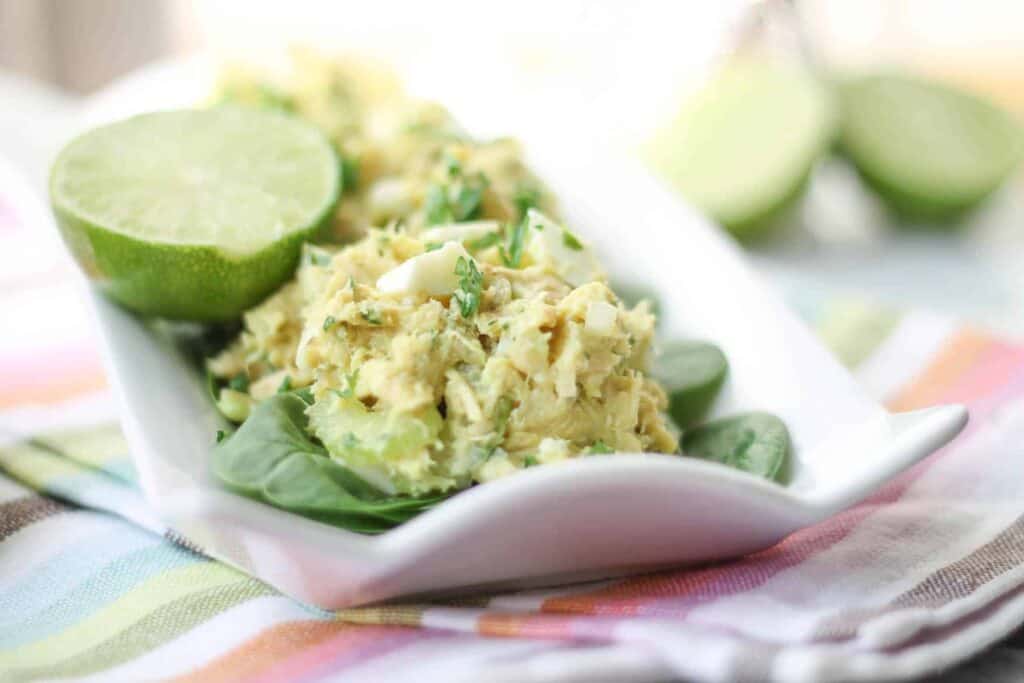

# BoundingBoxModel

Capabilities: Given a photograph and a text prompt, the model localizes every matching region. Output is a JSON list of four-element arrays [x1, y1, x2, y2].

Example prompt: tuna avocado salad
[[144, 53, 790, 533]]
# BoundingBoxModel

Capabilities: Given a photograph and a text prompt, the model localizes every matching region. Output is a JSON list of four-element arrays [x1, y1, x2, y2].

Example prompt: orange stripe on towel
[[887, 328, 993, 412]]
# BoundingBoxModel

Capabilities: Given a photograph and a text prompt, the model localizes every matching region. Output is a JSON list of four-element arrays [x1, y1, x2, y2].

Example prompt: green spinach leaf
[[653, 340, 728, 428], [212, 394, 447, 534], [681, 412, 790, 482]]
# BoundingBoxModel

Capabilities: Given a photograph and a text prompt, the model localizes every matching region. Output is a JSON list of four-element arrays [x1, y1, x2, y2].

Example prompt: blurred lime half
[[645, 60, 835, 241], [50, 107, 340, 321], [839, 73, 1022, 222]]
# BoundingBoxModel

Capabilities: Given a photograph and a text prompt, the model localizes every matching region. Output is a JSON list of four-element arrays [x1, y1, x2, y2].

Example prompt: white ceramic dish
[[70, 57, 966, 608]]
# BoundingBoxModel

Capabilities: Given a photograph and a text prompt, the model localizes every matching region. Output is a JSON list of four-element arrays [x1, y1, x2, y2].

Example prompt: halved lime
[[50, 107, 340, 320], [839, 73, 1022, 221], [645, 60, 835, 241]]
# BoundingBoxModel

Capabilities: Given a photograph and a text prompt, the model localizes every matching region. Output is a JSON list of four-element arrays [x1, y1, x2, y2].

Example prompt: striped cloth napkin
[[4, 179, 1024, 683]]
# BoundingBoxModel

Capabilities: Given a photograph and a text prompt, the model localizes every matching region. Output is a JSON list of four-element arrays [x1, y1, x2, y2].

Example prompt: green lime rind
[[653, 340, 729, 429], [51, 202, 333, 320], [681, 412, 790, 483], [50, 107, 340, 321], [838, 73, 1023, 222], [646, 60, 836, 241]]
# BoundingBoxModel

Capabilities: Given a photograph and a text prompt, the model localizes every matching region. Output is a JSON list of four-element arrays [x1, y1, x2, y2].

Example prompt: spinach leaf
[[681, 412, 790, 483], [653, 340, 728, 428], [212, 394, 447, 534]]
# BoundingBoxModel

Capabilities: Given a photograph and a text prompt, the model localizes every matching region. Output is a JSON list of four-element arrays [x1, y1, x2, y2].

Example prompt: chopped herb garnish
[[513, 184, 541, 218], [499, 217, 527, 268], [524, 455, 539, 467], [333, 369, 359, 398], [361, 307, 383, 325], [340, 156, 360, 193], [425, 241, 444, 252], [228, 372, 250, 392], [424, 184, 453, 225], [294, 387, 314, 405], [444, 153, 462, 177], [453, 174, 487, 221], [276, 375, 293, 394], [216, 429, 227, 443], [453, 256, 484, 318], [423, 172, 489, 225], [587, 440, 614, 455], [562, 229, 584, 251], [467, 231, 501, 251], [323, 315, 337, 331], [493, 396, 514, 437], [348, 276, 357, 293]]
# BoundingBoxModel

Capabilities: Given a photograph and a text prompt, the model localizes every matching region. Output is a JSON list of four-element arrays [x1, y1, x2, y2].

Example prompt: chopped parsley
[[587, 440, 614, 455], [216, 429, 227, 444], [467, 231, 501, 252], [425, 241, 444, 252], [524, 454, 539, 467], [444, 153, 462, 177], [562, 228, 584, 251], [294, 387, 314, 405], [322, 315, 337, 331], [499, 217, 528, 268], [513, 183, 541, 218], [453, 256, 483, 318], [276, 375, 293, 394], [423, 171, 489, 226], [453, 175, 487, 221], [333, 369, 359, 398], [361, 307, 383, 325], [227, 372, 250, 392], [424, 185, 452, 225], [493, 396, 514, 437]]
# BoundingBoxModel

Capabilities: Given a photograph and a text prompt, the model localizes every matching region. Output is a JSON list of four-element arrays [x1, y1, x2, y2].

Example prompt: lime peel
[[50, 107, 340, 320]]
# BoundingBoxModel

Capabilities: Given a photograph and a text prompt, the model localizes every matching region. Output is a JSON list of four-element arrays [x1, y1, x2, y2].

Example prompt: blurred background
[[1, 0, 1022, 333]]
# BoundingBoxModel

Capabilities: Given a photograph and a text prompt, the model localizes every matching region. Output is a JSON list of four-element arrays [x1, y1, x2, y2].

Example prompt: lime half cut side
[[645, 60, 836, 241], [50, 107, 340, 321], [839, 73, 1023, 222]]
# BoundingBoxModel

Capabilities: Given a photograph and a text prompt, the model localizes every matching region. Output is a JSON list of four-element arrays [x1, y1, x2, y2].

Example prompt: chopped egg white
[[524, 209, 604, 287], [421, 220, 500, 245], [585, 301, 618, 335], [367, 177, 414, 220], [376, 241, 475, 296]]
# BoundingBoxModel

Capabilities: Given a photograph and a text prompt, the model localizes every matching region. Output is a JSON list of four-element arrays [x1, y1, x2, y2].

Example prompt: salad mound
[[196, 52, 790, 529], [209, 213, 677, 496]]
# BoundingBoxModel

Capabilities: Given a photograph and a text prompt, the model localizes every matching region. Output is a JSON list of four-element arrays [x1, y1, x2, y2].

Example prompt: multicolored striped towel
[[3, 179, 1024, 683]]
